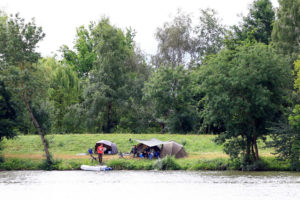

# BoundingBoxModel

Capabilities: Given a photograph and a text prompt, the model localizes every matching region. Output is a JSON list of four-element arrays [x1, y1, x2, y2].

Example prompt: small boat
[[80, 165, 113, 171]]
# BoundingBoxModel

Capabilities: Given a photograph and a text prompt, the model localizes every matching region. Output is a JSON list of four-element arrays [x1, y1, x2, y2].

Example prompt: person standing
[[97, 144, 104, 164]]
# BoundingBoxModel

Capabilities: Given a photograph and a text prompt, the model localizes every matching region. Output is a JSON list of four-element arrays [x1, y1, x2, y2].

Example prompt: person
[[130, 145, 137, 157], [97, 144, 104, 164], [154, 150, 160, 159], [148, 152, 153, 160], [88, 147, 97, 162]]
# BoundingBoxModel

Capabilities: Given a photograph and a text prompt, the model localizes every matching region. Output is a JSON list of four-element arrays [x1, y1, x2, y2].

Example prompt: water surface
[[0, 171, 299, 200]]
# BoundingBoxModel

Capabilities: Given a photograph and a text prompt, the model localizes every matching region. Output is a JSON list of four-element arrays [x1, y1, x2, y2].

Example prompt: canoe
[[80, 165, 113, 171]]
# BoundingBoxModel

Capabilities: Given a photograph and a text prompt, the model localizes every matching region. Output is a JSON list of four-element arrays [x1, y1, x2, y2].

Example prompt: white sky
[[0, 0, 279, 57]]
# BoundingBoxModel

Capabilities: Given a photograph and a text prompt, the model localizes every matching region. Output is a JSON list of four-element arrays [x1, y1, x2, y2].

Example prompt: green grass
[[0, 133, 289, 171], [1, 134, 225, 155]]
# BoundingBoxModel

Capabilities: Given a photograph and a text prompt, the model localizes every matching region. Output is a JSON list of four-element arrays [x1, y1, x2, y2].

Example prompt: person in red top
[[97, 144, 104, 164]]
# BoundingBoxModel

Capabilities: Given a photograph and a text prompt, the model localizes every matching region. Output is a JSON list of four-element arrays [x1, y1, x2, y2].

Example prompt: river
[[0, 171, 299, 200]]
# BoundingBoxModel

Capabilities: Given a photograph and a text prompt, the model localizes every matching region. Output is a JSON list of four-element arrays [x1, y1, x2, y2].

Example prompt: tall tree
[[48, 60, 81, 133], [0, 13, 52, 163], [60, 23, 97, 78], [200, 43, 292, 164], [153, 10, 192, 68], [84, 18, 136, 133], [153, 9, 226, 68], [192, 8, 227, 64], [233, 0, 275, 44], [0, 80, 17, 141], [143, 65, 197, 133], [267, 58, 300, 170], [272, 0, 300, 58], [0, 11, 16, 141]]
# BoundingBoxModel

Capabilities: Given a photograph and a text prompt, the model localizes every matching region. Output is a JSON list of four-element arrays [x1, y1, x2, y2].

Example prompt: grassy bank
[[0, 134, 290, 171]]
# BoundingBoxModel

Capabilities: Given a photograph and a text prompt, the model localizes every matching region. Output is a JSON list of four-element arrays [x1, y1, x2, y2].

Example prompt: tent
[[95, 140, 118, 154], [160, 141, 187, 158], [134, 138, 164, 154]]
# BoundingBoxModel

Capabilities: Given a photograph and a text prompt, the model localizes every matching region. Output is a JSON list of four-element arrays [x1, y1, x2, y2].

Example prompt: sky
[[0, 0, 279, 57]]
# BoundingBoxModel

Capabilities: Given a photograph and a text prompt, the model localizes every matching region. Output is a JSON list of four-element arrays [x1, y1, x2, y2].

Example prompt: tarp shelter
[[95, 140, 118, 154], [160, 141, 187, 158], [134, 138, 165, 153]]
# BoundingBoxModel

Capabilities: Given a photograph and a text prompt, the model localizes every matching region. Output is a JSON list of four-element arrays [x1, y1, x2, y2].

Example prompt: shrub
[[39, 158, 62, 170], [152, 156, 181, 170], [190, 158, 228, 170]]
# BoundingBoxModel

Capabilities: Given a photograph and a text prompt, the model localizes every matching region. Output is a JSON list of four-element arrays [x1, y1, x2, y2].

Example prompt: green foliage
[[200, 43, 292, 163], [272, 0, 300, 58], [232, 0, 275, 44], [153, 9, 226, 68], [39, 158, 61, 170], [107, 159, 154, 170], [193, 8, 227, 63], [84, 17, 150, 133], [267, 58, 300, 171], [143, 65, 198, 133], [60, 23, 97, 78], [0, 81, 17, 141], [153, 156, 181, 170], [0, 158, 41, 170], [48, 59, 81, 133], [0, 12, 53, 162], [189, 158, 228, 170], [153, 10, 192, 68]]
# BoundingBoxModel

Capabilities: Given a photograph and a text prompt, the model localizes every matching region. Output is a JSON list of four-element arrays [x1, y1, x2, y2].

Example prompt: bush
[[107, 159, 154, 170], [152, 156, 181, 170], [39, 159, 62, 170], [0, 158, 40, 170], [190, 158, 228, 170]]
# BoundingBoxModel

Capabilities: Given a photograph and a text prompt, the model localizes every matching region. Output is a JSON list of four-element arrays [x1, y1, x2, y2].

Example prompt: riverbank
[[0, 134, 291, 171]]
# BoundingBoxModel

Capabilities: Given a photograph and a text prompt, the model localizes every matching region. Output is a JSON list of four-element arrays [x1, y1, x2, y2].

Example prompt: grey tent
[[95, 140, 118, 154], [160, 141, 187, 158], [134, 138, 165, 153]]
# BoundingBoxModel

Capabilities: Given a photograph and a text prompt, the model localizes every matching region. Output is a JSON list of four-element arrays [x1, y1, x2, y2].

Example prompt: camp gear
[[80, 165, 112, 171], [95, 140, 118, 154], [160, 141, 187, 158]]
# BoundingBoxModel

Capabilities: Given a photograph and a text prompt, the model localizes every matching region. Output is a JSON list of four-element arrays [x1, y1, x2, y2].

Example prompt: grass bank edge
[[0, 156, 291, 171]]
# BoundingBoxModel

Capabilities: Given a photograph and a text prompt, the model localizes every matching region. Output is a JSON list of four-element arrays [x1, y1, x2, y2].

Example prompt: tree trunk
[[23, 87, 51, 163], [251, 143, 255, 160], [253, 137, 259, 161], [245, 138, 251, 163], [251, 119, 259, 160], [106, 103, 112, 133], [160, 123, 165, 134]]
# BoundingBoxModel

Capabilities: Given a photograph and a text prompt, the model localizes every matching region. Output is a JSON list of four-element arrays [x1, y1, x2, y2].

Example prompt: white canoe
[[80, 165, 113, 171]]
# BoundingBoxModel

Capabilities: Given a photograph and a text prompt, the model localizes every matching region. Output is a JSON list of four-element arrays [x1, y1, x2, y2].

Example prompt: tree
[[153, 9, 226, 68], [60, 23, 97, 78], [200, 43, 292, 164], [48, 59, 81, 133], [0, 13, 52, 164], [233, 0, 275, 44], [84, 18, 137, 133], [0, 80, 16, 141], [272, 0, 300, 58], [153, 10, 192, 68], [192, 8, 227, 64], [143, 65, 198, 133], [0, 11, 16, 142]]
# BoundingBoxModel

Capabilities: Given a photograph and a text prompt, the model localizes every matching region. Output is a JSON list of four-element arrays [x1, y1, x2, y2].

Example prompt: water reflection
[[0, 171, 299, 200]]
